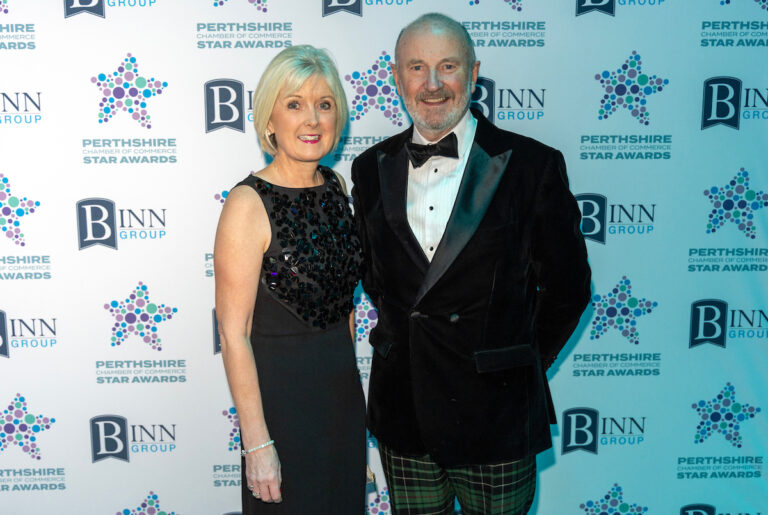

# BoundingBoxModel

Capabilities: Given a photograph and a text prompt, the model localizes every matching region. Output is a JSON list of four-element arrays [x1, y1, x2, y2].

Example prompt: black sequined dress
[[235, 166, 365, 514]]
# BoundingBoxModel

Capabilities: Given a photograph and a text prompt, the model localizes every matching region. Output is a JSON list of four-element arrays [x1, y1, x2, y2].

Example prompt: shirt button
[[429, 206, 434, 211], [433, 169, 438, 173], [429, 246, 434, 251]]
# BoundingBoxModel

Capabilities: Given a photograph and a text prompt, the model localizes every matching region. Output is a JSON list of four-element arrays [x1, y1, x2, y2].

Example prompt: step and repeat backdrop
[[1, 0, 767, 513]]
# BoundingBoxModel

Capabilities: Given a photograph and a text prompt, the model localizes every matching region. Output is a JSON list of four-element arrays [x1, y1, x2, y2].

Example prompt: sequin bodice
[[236, 166, 362, 329]]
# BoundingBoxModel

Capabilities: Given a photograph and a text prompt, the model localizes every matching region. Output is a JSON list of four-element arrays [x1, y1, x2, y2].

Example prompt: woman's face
[[267, 75, 337, 165]]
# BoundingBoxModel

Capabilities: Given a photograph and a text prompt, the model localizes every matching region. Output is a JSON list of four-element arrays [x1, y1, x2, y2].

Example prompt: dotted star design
[[1, 0, 8, 15], [119, 491, 177, 515], [0, 173, 40, 247], [345, 51, 405, 127], [367, 487, 392, 514], [580, 484, 648, 514], [354, 292, 379, 347], [469, 0, 522, 10], [212, 0, 268, 11], [595, 51, 669, 126], [222, 407, 241, 452], [704, 168, 768, 239], [590, 276, 657, 345], [720, 0, 768, 10], [104, 282, 178, 351], [0, 394, 56, 461], [693, 382, 762, 448], [91, 53, 168, 129]]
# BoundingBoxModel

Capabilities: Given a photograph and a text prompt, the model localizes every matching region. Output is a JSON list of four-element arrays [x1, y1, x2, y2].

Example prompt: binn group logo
[[579, 484, 648, 514], [91, 53, 168, 129], [690, 298, 768, 348], [76, 198, 168, 250], [590, 276, 658, 345], [345, 51, 406, 127], [702, 77, 768, 130], [562, 407, 647, 455], [118, 492, 177, 515], [577, 193, 656, 244], [0, 394, 55, 460], [0, 310, 58, 359], [471, 76, 546, 123], [704, 169, 768, 239], [0, 173, 40, 247], [90, 415, 177, 462], [205, 79, 247, 133], [104, 282, 177, 351], [595, 51, 669, 126], [576, 0, 615, 16], [1, 90, 42, 125], [213, 0, 268, 11], [692, 382, 761, 448]]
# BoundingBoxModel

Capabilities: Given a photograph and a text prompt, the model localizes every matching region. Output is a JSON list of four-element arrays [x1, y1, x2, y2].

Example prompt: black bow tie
[[405, 132, 459, 168]]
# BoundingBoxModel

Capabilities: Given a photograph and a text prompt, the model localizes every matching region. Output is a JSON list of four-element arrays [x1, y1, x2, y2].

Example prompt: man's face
[[392, 27, 479, 141]]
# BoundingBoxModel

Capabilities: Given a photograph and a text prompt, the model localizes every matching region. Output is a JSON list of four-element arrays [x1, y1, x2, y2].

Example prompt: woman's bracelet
[[240, 439, 275, 457]]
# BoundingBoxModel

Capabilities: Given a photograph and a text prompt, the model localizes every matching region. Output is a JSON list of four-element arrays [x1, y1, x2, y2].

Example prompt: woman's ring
[[247, 484, 254, 490], [253, 491, 261, 498]]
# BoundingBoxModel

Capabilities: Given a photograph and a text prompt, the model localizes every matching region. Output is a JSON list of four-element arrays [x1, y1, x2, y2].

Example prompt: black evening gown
[[235, 166, 365, 514]]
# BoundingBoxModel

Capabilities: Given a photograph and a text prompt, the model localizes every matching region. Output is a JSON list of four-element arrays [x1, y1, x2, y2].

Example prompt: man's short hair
[[252, 45, 348, 156], [394, 13, 476, 69]]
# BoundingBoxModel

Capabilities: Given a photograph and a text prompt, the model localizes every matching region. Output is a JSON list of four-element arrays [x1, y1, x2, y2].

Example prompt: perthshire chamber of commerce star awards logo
[[104, 282, 178, 351], [469, 0, 523, 10], [704, 168, 768, 240], [0, 173, 40, 247], [692, 383, 761, 449], [91, 53, 168, 129], [595, 51, 669, 126], [345, 52, 406, 127], [118, 491, 177, 515], [222, 407, 240, 452], [580, 484, 648, 514], [212, 0, 268, 11], [590, 276, 658, 345], [0, 394, 55, 460]]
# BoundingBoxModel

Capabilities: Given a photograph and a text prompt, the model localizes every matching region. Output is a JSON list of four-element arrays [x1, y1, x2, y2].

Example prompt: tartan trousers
[[379, 443, 537, 515]]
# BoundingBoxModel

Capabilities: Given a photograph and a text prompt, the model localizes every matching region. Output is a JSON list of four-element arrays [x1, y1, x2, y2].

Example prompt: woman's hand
[[245, 444, 282, 503]]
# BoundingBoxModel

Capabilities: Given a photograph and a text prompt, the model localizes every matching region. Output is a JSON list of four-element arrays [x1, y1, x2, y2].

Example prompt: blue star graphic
[[693, 383, 761, 448], [104, 281, 178, 351], [595, 51, 669, 125], [469, 0, 523, 10], [580, 483, 648, 514], [590, 276, 658, 345], [704, 168, 768, 239], [0, 173, 41, 247], [91, 53, 168, 129], [120, 491, 177, 515], [345, 51, 405, 127], [0, 394, 56, 460]]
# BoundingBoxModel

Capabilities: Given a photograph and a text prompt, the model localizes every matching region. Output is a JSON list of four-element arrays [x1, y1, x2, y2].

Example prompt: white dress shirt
[[406, 110, 477, 262]]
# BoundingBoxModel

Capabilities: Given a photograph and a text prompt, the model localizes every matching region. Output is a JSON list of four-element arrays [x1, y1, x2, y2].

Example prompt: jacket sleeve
[[351, 156, 381, 310], [531, 149, 591, 368]]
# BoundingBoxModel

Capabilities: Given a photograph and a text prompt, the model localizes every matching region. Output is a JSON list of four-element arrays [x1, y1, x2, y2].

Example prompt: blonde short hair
[[252, 45, 348, 156]]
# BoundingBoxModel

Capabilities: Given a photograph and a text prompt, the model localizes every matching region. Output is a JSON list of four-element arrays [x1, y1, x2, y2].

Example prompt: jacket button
[[449, 313, 460, 323], [410, 311, 421, 319]]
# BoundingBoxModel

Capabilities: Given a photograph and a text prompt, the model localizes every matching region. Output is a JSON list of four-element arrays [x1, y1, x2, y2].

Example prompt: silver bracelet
[[240, 439, 275, 457]]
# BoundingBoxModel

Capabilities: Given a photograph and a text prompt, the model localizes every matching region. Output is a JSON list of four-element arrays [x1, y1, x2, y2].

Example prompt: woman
[[214, 45, 364, 513]]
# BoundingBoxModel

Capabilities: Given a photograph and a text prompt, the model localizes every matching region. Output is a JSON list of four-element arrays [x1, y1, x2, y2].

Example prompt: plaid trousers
[[379, 443, 537, 515]]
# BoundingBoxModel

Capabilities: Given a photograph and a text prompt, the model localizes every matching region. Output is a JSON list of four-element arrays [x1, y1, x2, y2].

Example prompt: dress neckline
[[250, 166, 329, 191]]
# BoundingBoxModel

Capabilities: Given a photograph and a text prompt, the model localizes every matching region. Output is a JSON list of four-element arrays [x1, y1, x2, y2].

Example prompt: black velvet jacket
[[351, 109, 591, 466]]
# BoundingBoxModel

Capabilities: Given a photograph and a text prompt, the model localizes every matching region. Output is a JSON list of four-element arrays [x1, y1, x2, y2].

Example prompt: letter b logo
[[561, 407, 599, 454], [689, 299, 727, 348], [680, 505, 716, 515], [471, 77, 495, 122], [322, 0, 362, 17], [576, 0, 615, 16], [77, 198, 117, 250], [90, 415, 129, 462], [0, 310, 8, 359], [205, 80, 245, 133], [702, 77, 741, 130], [63, 0, 105, 18], [575, 194, 607, 244]]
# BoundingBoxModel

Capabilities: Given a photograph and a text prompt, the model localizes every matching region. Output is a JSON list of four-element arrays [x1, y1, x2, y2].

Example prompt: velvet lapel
[[414, 142, 512, 305], [377, 147, 430, 275]]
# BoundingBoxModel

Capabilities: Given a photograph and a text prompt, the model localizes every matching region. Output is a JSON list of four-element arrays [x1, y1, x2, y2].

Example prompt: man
[[351, 13, 591, 514]]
